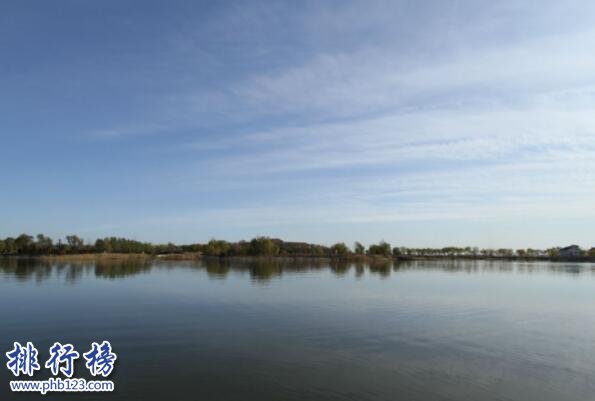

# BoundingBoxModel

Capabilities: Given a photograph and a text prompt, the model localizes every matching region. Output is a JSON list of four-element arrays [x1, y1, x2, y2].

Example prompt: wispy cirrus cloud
[[30, 0, 595, 246], [197, 29, 595, 121]]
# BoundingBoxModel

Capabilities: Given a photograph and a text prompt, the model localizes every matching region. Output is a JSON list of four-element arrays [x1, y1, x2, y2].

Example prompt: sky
[[2, 0, 595, 248]]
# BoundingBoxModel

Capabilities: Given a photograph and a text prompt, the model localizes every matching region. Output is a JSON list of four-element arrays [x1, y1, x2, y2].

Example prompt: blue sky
[[2, 0, 595, 248]]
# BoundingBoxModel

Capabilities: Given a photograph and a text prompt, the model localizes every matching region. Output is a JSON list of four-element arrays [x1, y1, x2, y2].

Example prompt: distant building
[[559, 245, 582, 259]]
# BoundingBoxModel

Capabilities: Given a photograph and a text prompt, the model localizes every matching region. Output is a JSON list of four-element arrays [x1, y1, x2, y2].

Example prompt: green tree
[[497, 248, 513, 258], [354, 242, 365, 255], [368, 241, 392, 257], [6, 238, 17, 254], [330, 242, 349, 257], [66, 235, 84, 253], [547, 248, 560, 260], [480, 249, 493, 257], [35, 234, 53, 254], [311, 245, 327, 256], [516, 249, 526, 258], [204, 239, 231, 256], [525, 248, 538, 258], [248, 237, 279, 256], [15, 234, 34, 254], [228, 240, 250, 256], [95, 239, 108, 253]]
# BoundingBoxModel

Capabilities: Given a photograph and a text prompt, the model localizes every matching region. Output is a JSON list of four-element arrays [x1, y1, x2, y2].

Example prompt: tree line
[[0, 233, 593, 260], [0, 234, 186, 255]]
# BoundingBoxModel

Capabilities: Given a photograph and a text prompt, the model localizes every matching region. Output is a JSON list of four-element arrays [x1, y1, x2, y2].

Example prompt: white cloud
[[227, 29, 595, 119], [84, 2, 595, 246], [171, 90, 595, 233]]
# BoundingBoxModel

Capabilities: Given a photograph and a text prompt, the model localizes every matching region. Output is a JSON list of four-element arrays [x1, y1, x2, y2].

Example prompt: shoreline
[[1, 253, 592, 263]]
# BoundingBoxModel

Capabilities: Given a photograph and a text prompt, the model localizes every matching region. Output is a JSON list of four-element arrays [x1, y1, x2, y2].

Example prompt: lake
[[1, 257, 595, 400]]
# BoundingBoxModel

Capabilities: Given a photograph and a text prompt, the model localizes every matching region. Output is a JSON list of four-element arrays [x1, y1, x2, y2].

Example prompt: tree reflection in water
[[0, 257, 593, 284]]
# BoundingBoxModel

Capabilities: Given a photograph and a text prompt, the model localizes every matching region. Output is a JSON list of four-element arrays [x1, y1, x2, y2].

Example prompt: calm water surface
[[1, 258, 595, 400]]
